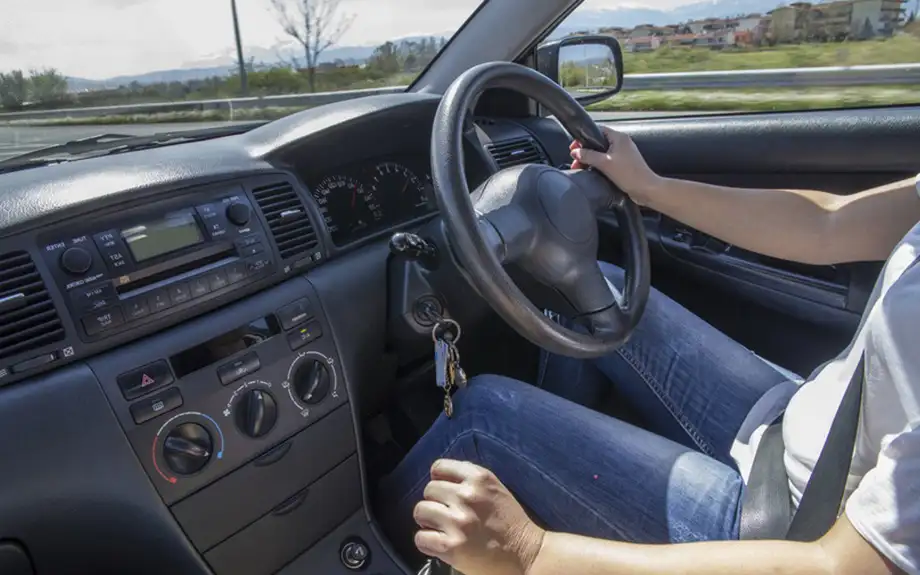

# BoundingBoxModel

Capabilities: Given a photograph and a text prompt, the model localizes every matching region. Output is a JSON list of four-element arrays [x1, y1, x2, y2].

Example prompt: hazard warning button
[[117, 360, 175, 401]]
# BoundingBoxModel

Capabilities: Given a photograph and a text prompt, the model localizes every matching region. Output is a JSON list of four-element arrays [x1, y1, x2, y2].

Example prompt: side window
[[549, 0, 920, 116]]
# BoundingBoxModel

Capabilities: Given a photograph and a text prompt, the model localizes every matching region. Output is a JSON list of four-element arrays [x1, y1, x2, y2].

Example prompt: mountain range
[[68, 0, 795, 91]]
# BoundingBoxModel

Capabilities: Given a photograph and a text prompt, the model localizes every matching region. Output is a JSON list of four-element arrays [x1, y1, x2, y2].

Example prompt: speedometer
[[311, 175, 385, 245], [370, 162, 432, 219]]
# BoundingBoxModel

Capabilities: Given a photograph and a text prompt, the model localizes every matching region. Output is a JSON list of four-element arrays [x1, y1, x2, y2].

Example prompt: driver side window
[[548, 0, 920, 117]]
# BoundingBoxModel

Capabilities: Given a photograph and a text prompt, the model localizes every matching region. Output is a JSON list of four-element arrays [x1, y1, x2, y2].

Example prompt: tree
[[29, 68, 68, 105], [270, 0, 355, 92], [857, 17, 875, 40], [0, 70, 29, 109], [368, 41, 400, 75]]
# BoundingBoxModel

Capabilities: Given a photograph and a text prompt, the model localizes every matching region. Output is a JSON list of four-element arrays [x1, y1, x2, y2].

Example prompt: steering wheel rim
[[430, 61, 651, 359]]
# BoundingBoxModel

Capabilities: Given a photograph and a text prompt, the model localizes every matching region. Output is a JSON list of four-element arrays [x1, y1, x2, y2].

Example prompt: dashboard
[[0, 92, 540, 575], [309, 155, 435, 245]]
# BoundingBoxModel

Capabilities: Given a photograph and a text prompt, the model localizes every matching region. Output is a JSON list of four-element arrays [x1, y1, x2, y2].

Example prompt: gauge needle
[[351, 185, 356, 208], [400, 178, 410, 196]]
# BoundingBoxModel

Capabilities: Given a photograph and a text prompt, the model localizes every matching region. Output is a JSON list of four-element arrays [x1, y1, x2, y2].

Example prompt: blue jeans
[[378, 262, 789, 546]]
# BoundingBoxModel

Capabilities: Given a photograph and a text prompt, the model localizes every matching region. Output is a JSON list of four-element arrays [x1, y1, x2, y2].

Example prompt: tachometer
[[370, 162, 431, 219], [311, 175, 385, 245]]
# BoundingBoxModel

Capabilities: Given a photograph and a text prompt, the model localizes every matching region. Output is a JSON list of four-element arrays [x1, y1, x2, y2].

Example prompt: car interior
[[1, 1, 918, 574]]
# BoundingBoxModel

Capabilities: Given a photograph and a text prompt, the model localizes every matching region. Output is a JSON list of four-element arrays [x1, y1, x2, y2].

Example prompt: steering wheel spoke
[[477, 205, 535, 265]]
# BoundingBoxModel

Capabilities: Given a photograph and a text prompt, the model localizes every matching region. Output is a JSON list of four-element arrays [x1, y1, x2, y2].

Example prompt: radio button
[[93, 230, 133, 273], [226, 262, 248, 284], [247, 256, 272, 275], [168, 282, 192, 305], [235, 235, 261, 249], [72, 282, 114, 303], [190, 277, 211, 298], [82, 306, 125, 336], [197, 204, 229, 240], [239, 243, 264, 258], [208, 268, 230, 291], [125, 298, 150, 321], [148, 289, 173, 313]]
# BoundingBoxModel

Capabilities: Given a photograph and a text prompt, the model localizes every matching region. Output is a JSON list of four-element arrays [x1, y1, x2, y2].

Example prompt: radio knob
[[293, 360, 330, 405], [60, 246, 93, 275], [225, 202, 251, 226], [235, 389, 278, 438]]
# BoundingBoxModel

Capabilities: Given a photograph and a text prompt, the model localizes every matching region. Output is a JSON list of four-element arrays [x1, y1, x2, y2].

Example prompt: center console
[[88, 276, 398, 575]]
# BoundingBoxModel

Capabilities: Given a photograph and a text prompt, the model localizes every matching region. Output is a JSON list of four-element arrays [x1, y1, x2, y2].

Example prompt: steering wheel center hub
[[536, 170, 594, 244]]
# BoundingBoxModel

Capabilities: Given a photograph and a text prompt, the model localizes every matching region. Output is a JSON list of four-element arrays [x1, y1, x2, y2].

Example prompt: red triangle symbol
[[141, 374, 155, 387]]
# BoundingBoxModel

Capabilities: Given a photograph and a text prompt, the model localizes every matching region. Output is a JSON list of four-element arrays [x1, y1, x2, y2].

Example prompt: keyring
[[431, 318, 462, 345]]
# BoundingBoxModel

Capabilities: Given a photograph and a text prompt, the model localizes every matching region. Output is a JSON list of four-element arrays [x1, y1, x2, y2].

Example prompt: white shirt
[[731, 175, 920, 573]]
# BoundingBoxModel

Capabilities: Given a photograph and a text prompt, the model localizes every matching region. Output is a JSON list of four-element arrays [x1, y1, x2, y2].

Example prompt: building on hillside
[[768, 0, 906, 42], [849, 0, 907, 37], [767, 2, 812, 42], [623, 36, 662, 51], [808, 0, 855, 40], [736, 14, 767, 31]]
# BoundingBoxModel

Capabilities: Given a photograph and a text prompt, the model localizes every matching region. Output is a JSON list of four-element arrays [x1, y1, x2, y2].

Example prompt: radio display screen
[[122, 211, 204, 263]]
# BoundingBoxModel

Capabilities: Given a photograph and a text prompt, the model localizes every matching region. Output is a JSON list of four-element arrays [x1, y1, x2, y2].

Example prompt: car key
[[433, 319, 462, 418]]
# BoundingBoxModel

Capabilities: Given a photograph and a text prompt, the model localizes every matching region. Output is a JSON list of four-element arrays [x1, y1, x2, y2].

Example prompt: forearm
[[640, 176, 919, 265], [528, 532, 836, 575]]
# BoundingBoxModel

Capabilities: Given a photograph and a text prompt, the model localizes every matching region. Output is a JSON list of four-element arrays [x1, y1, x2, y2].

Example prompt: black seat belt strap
[[785, 355, 865, 541]]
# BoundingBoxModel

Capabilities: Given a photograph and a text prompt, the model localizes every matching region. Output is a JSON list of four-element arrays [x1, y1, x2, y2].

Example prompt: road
[[0, 112, 714, 161]]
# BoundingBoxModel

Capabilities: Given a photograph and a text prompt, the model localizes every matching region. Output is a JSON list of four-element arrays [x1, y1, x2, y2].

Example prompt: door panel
[[518, 107, 920, 374]]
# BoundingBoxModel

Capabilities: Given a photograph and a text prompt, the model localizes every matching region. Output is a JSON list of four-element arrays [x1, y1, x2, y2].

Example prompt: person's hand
[[570, 125, 661, 206], [413, 459, 545, 575]]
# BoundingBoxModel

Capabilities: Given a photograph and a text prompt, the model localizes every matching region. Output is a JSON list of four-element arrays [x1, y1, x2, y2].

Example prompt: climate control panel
[[89, 278, 349, 506]]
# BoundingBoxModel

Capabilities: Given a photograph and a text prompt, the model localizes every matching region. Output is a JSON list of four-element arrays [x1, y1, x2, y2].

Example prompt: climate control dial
[[293, 360, 330, 405], [235, 388, 278, 438], [163, 422, 213, 475], [283, 351, 339, 419]]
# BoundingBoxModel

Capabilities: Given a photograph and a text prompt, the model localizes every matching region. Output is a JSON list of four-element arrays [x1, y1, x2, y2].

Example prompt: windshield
[[0, 0, 482, 159]]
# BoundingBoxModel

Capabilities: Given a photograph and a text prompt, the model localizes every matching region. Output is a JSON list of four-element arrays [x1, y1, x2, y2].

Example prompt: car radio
[[40, 189, 276, 341]]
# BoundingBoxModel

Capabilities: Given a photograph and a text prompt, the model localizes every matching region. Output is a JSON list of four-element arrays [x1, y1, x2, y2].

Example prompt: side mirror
[[537, 35, 624, 107]]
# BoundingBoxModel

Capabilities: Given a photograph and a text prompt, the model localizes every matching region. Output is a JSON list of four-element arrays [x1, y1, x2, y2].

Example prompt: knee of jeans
[[454, 374, 527, 418]]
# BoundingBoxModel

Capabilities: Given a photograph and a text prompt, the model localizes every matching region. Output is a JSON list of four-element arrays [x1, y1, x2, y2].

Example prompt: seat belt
[[740, 355, 865, 541], [786, 355, 864, 541]]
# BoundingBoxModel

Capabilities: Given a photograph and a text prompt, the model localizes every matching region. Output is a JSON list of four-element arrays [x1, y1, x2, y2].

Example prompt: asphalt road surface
[[0, 112, 718, 162]]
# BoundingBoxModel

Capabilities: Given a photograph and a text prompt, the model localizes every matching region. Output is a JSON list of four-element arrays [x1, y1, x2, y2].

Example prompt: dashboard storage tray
[[204, 455, 362, 575]]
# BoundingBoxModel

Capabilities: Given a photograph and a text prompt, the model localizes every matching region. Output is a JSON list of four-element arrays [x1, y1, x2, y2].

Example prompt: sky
[[0, 0, 679, 80]]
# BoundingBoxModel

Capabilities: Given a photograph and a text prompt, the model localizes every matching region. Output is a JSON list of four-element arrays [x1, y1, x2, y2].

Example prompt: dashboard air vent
[[251, 181, 318, 260], [486, 137, 548, 170], [0, 251, 65, 362]]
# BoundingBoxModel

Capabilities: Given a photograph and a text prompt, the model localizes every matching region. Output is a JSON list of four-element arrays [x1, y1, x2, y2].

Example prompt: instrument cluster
[[309, 155, 435, 245]]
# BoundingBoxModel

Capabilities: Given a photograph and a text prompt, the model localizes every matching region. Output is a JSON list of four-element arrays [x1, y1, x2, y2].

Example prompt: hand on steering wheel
[[430, 62, 651, 358]]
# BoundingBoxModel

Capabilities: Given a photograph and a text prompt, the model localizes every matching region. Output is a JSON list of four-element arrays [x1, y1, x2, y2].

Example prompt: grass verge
[[4, 87, 920, 125], [587, 86, 920, 112]]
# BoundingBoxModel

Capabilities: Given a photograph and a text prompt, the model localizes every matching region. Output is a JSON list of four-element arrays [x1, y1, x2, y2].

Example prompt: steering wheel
[[430, 62, 651, 359]]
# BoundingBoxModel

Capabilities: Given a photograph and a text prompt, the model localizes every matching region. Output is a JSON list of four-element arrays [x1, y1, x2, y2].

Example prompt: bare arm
[[412, 460, 902, 575], [529, 514, 898, 575], [570, 129, 920, 266], [642, 176, 919, 266]]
